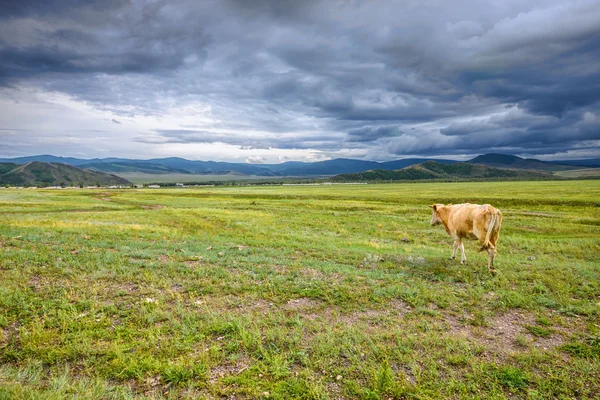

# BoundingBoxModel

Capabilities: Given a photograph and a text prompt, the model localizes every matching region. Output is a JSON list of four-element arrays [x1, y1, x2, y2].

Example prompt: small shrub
[[161, 363, 207, 385], [497, 366, 528, 389], [561, 340, 600, 358], [515, 334, 530, 347], [526, 325, 553, 338], [535, 316, 551, 326]]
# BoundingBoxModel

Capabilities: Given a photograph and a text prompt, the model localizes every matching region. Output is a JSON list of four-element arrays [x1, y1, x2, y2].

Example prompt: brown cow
[[430, 203, 502, 274]]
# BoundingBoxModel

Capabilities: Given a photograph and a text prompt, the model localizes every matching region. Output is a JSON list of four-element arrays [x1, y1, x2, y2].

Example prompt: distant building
[[148, 185, 160, 188]]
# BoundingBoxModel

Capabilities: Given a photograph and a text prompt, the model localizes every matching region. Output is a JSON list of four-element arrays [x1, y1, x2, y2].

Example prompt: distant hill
[[0, 162, 131, 186], [0, 155, 460, 177], [1, 153, 596, 178], [330, 161, 554, 182], [80, 161, 192, 174], [127, 158, 278, 176], [79, 158, 279, 176], [0, 155, 131, 166], [274, 159, 381, 176], [80, 158, 397, 176], [0, 162, 19, 175], [379, 158, 455, 170], [272, 158, 456, 176], [549, 158, 600, 168], [467, 153, 577, 171]]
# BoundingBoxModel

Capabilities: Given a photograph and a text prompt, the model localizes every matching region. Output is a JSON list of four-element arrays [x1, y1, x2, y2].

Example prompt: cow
[[430, 203, 502, 274]]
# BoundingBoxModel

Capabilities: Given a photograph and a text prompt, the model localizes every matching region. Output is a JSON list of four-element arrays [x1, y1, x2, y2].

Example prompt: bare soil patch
[[140, 204, 164, 210], [337, 299, 412, 331], [1, 322, 20, 349], [208, 355, 252, 384], [94, 193, 114, 201], [443, 310, 570, 360], [28, 275, 43, 292], [283, 297, 323, 312]]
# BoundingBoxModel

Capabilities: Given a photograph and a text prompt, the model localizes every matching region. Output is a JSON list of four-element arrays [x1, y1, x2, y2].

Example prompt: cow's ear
[[431, 204, 437, 210]]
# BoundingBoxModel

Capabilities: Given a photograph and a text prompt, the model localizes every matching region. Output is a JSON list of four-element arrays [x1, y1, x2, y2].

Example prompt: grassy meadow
[[0, 181, 599, 399]]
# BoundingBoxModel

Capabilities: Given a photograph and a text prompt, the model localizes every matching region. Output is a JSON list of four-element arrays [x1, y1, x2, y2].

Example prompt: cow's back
[[447, 203, 480, 237]]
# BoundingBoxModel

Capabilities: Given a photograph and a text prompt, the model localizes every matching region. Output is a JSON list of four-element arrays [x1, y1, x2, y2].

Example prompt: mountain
[[0, 155, 131, 166], [1, 155, 458, 176], [330, 161, 554, 182], [80, 161, 193, 174], [379, 158, 455, 169], [1, 153, 596, 178], [270, 158, 456, 176], [0, 162, 131, 186], [273, 159, 381, 176], [549, 158, 600, 168], [467, 153, 577, 171], [127, 158, 277, 175], [83, 158, 385, 176], [83, 158, 278, 176], [0, 163, 19, 174]]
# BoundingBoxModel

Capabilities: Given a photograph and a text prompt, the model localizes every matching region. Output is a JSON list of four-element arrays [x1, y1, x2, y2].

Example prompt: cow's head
[[430, 204, 444, 225]]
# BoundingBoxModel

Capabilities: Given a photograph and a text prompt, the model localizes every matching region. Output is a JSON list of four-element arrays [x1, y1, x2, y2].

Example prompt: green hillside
[[80, 162, 192, 174], [331, 161, 553, 182], [0, 162, 132, 186], [468, 153, 577, 171], [0, 162, 19, 175]]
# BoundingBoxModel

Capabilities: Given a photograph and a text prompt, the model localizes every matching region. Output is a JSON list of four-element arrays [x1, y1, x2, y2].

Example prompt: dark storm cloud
[[0, 0, 127, 18], [1, 0, 600, 159], [0, 0, 209, 83], [346, 126, 401, 143]]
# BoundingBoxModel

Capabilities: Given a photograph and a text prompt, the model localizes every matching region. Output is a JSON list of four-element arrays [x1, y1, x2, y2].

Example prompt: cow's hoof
[[450, 256, 456, 261], [460, 260, 466, 265]]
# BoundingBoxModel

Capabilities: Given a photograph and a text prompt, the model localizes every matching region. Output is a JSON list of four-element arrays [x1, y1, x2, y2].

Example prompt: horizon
[[1, 152, 599, 166], [1, 1, 600, 162]]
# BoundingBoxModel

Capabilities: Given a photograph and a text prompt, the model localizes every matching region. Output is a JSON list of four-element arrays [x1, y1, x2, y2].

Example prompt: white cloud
[[245, 156, 265, 164]]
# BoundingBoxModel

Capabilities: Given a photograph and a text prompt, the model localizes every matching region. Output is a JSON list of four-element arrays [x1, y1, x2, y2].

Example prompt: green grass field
[[1, 181, 599, 399], [554, 169, 600, 178]]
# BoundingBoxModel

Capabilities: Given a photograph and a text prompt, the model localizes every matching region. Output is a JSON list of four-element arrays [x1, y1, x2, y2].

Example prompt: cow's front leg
[[459, 241, 467, 264], [450, 239, 459, 260]]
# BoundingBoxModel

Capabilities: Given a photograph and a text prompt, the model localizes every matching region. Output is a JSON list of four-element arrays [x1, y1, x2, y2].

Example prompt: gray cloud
[[1, 0, 599, 160], [137, 129, 345, 151]]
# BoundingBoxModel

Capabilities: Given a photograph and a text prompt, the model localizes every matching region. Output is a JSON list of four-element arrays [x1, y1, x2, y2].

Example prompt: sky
[[1, 0, 599, 163]]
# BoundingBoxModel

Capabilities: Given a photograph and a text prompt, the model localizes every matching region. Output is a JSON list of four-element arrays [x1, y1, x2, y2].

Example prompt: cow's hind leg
[[487, 246, 497, 275]]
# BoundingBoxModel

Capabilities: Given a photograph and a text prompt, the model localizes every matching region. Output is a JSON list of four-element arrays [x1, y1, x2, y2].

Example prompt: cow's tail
[[480, 209, 500, 251]]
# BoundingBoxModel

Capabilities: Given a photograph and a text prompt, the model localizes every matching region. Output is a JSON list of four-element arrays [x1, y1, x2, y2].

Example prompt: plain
[[0, 180, 599, 399]]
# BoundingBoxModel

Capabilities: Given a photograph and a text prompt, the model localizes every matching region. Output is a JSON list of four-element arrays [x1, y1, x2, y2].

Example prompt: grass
[[554, 168, 600, 178], [0, 180, 599, 398]]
